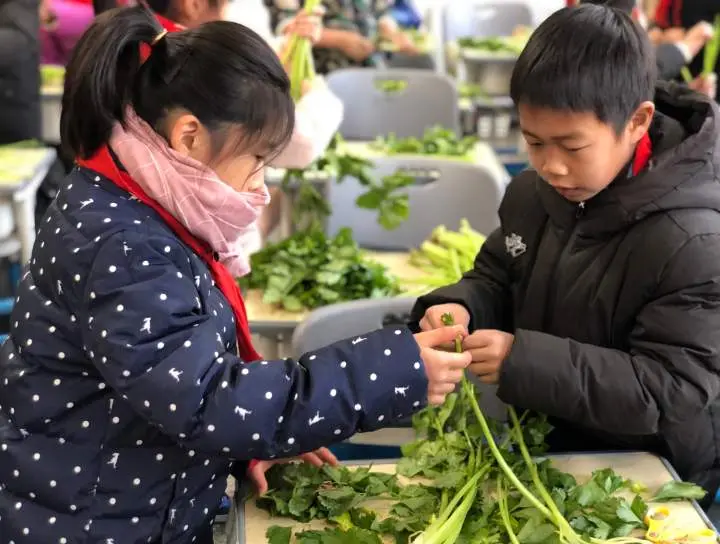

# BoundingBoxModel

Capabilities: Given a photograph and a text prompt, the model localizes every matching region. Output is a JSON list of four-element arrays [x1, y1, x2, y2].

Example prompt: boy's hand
[[419, 303, 470, 332], [339, 32, 375, 61], [414, 326, 472, 405], [464, 329, 514, 384], [248, 447, 339, 495]]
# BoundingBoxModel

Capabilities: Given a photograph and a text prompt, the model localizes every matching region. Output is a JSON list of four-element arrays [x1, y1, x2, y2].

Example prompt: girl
[[140, 0, 344, 248], [0, 6, 470, 543]]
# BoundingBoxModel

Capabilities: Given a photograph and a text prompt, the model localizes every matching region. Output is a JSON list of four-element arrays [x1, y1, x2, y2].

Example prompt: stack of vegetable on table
[[251, 345, 714, 544]]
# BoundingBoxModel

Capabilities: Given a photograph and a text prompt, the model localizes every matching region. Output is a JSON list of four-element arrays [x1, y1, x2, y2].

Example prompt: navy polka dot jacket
[[0, 167, 429, 543]]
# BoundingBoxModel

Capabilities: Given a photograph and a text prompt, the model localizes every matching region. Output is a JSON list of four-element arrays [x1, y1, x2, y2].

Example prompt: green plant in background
[[237, 227, 400, 312], [680, 15, 719, 83], [281, 134, 415, 232], [370, 127, 478, 159], [281, 0, 322, 101]]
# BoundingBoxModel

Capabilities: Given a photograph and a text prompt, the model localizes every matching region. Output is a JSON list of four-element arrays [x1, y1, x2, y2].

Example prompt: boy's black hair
[[579, 0, 636, 15], [510, 4, 657, 134], [61, 6, 294, 162]]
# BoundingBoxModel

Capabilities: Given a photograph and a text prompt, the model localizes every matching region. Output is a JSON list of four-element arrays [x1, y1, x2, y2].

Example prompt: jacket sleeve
[[655, 43, 688, 80], [410, 227, 513, 332], [497, 235, 720, 435], [81, 231, 429, 460]]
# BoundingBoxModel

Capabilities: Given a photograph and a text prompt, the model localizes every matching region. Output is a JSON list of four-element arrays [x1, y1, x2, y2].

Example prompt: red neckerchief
[[633, 132, 653, 176], [77, 146, 262, 363]]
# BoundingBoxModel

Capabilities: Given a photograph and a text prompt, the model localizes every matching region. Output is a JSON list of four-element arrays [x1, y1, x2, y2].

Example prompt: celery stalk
[[703, 15, 720, 77]]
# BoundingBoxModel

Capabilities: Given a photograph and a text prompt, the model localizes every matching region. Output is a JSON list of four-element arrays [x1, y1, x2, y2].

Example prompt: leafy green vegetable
[[238, 227, 399, 311], [370, 127, 478, 159], [257, 382, 710, 544], [267, 525, 292, 544], [651, 481, 707, 502], [281, 134, 411, 232], [457, 35, 528, 55], [295, 527, 383, 544]]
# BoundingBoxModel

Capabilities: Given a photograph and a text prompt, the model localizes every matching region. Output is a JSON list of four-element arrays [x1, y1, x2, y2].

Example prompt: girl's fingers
[[428, 382, 456, 396]]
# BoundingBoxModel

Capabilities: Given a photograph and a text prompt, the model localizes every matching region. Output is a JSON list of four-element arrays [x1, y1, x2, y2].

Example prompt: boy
[[411, 4, 720, 508]]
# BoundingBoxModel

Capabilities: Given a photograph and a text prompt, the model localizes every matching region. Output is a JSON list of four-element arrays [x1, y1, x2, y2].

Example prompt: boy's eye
[[527, 141, 544, 148], [563, 145, 588, 153]]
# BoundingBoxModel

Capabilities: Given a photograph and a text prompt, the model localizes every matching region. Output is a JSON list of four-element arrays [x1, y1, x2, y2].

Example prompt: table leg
[[12, 196, 36, 264]]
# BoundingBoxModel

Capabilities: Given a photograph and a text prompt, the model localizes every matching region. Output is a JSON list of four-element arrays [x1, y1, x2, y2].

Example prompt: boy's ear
[[627, 101, 655, 143]]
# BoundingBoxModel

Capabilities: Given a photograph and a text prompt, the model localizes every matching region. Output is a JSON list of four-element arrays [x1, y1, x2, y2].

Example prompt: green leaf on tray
[[267, 525, 292, 544], [651, 481, 707, 502]]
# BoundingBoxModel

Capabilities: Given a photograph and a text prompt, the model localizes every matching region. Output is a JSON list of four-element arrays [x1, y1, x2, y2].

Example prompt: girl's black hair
[[61, 6, 295, 162]]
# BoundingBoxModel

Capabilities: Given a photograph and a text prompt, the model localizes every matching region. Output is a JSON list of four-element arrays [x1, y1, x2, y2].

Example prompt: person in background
[[412, 3, 720, 509], [0, 6, 471, 542], [653, 0, 719, 101], [0, 0, 41, 145], [580, 0, 715, 98], [266, 0, 419, 73], [39, 0, 95, 65], [96, 0, 344, 248]]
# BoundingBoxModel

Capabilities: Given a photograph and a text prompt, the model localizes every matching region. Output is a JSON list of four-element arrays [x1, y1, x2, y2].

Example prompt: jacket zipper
[[544, 201, 586, 327]]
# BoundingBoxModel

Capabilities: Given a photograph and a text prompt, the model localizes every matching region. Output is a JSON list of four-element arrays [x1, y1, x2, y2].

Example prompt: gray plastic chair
[[326, 157, 505, 250], [326, 68, 460, 140], [291, 297, 507, 429], [443, 1, 533, 42]]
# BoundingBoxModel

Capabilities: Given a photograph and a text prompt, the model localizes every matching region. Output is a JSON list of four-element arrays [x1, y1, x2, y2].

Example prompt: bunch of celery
[[280, 0, 322, 101], [410, 314, 653, 544], [404, 220, 486, 294], [681, 15, 720, 83]]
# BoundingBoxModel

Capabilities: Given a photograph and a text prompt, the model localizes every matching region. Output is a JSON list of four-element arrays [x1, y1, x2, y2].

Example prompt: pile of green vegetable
[[237, 227, 400, 312], [283, 134, 415, 232], [404, 220, 486, 294], [370, 127, 478, 159], [40, 64, 65, 89], [457, 35, 529, 56], [258, 323, 709, 544], [681, 15, 720, 84]]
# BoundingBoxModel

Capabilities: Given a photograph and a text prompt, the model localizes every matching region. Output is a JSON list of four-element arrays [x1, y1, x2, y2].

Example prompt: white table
[[0, 147, 57, 263]]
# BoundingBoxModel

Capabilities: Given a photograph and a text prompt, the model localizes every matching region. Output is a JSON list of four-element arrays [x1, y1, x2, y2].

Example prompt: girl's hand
[[248, 447, 339, 495], [414, 326, 472, 405], [283, 8, 325, 43]]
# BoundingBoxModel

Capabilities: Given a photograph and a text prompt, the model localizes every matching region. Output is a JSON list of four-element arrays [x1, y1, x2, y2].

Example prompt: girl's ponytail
[[60, 6, 161, 159]]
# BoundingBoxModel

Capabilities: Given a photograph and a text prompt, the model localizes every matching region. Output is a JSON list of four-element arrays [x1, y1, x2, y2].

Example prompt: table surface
[[0, 147, 56, 187], [245, 251, 424, 326], [239, 452, 714, 543]]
